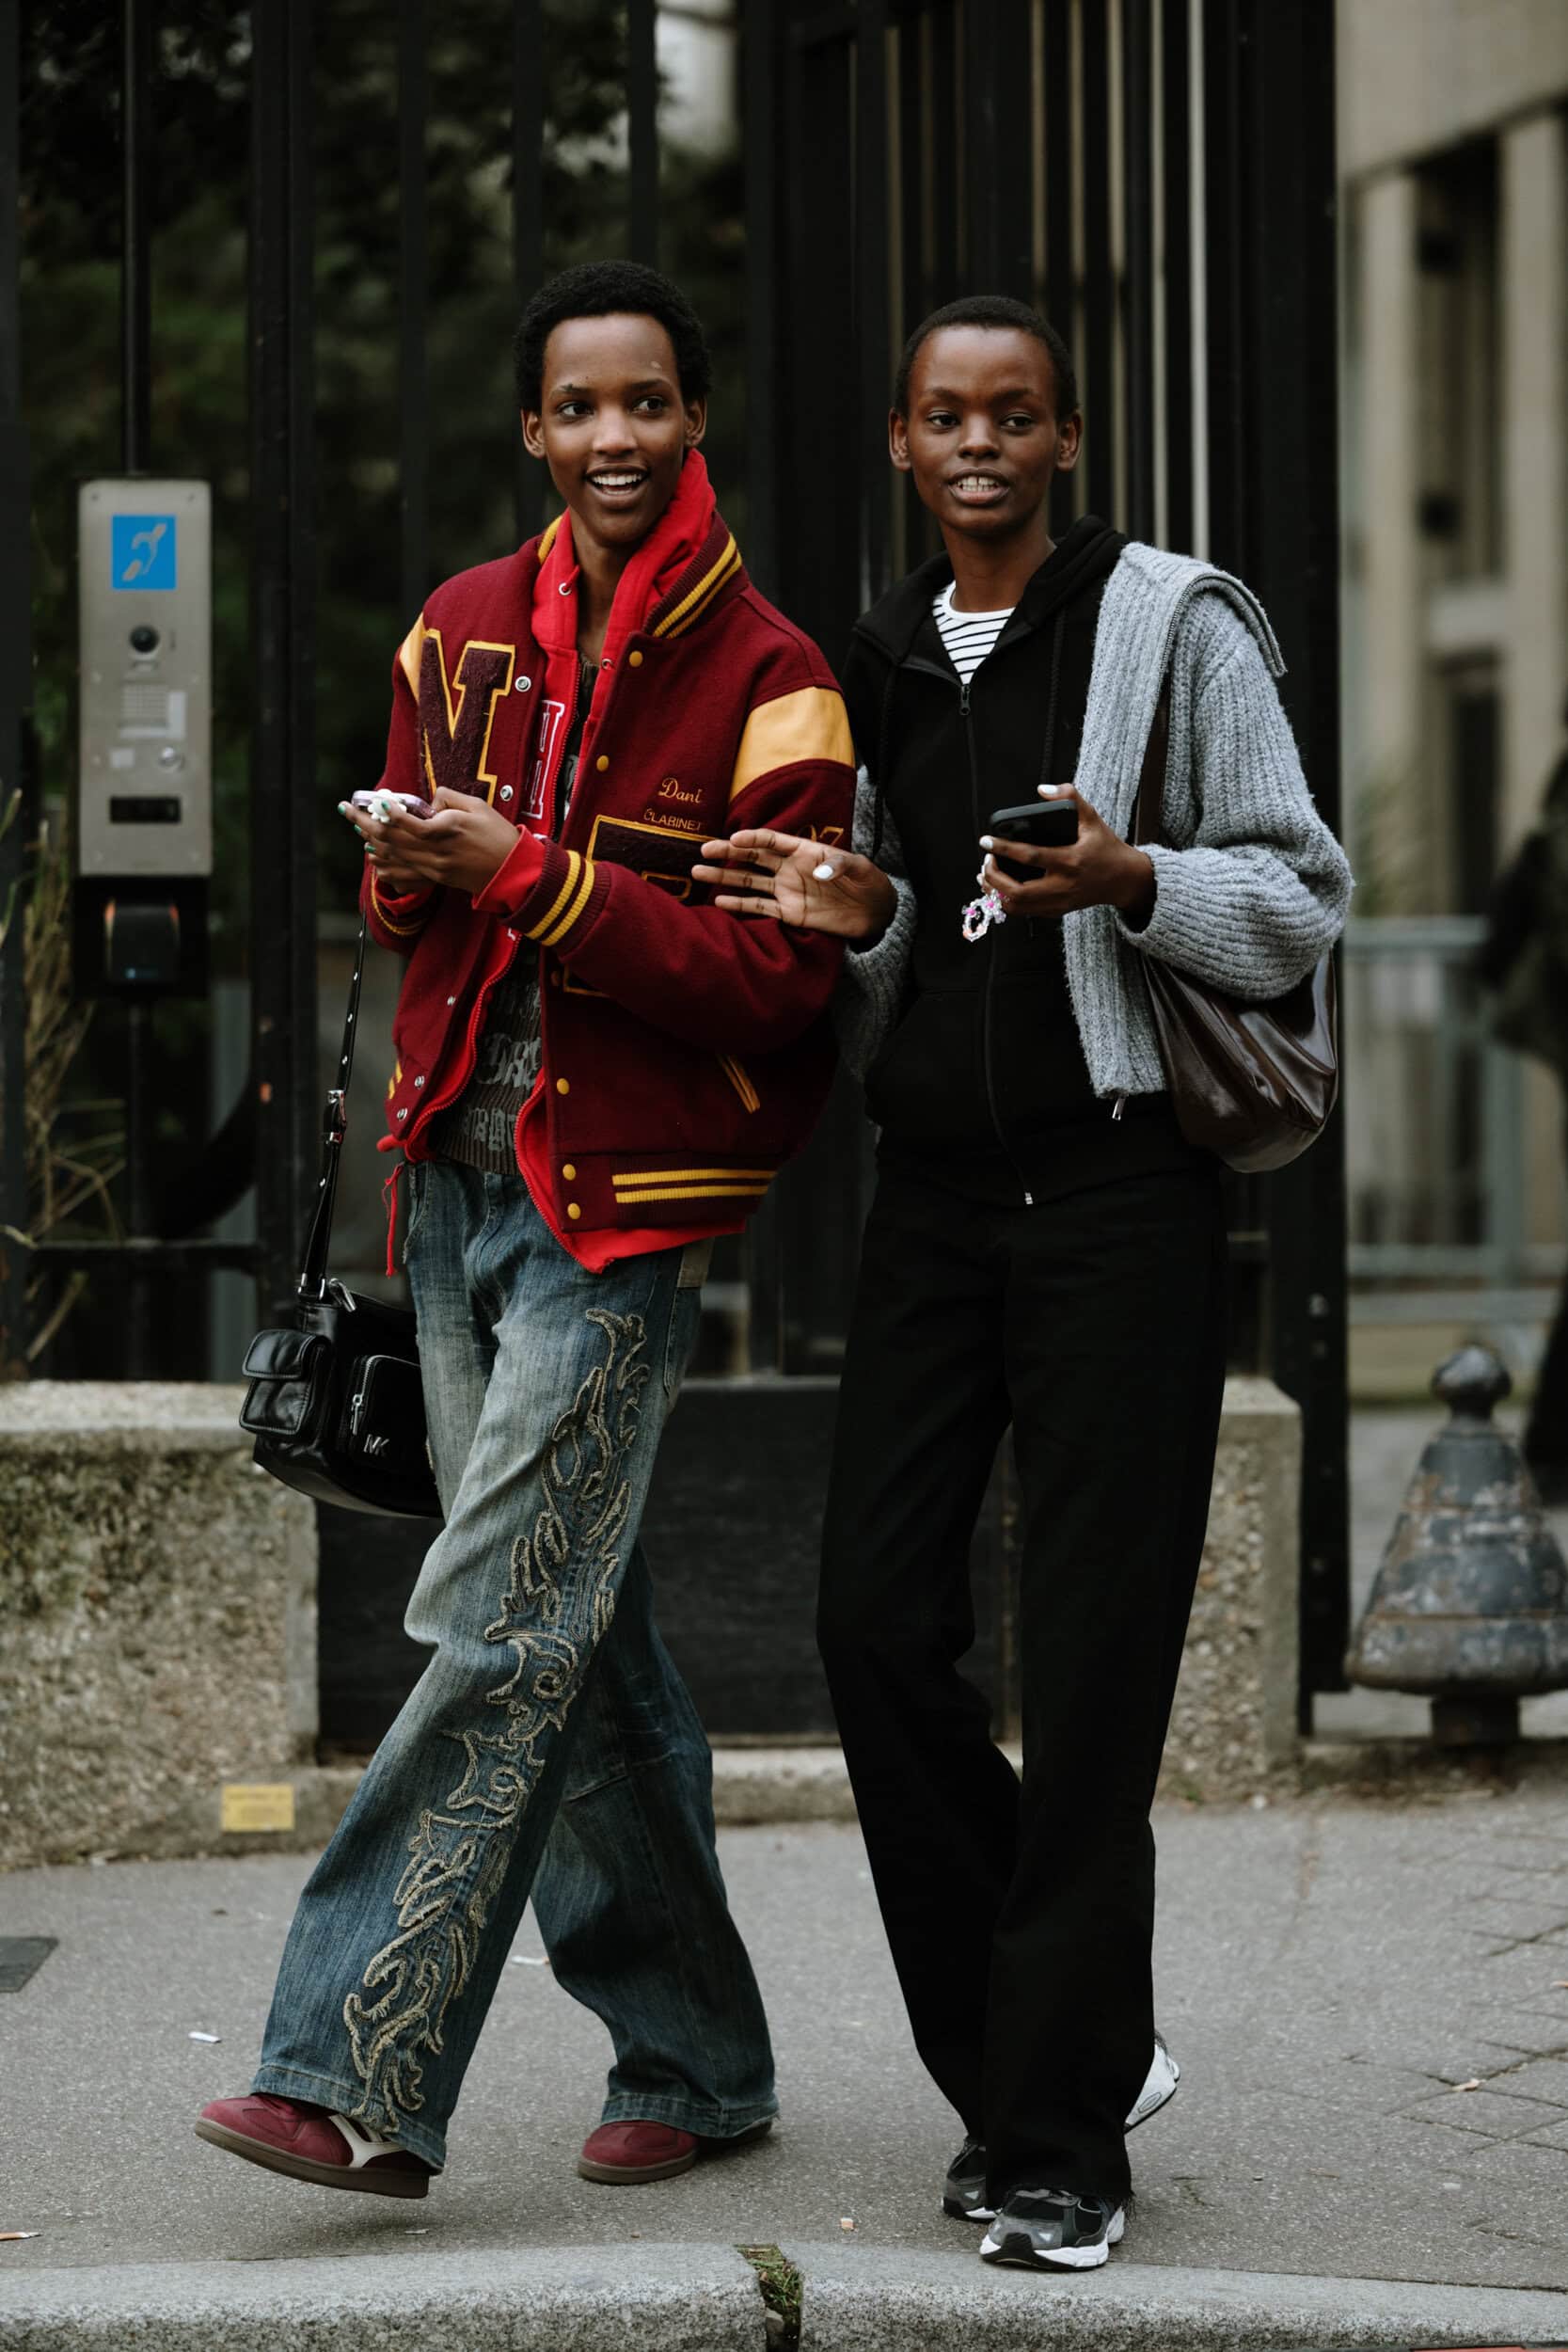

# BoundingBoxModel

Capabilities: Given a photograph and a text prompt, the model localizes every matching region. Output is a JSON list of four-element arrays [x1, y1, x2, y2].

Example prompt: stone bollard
[[1345, 1345, 1568, 1744]]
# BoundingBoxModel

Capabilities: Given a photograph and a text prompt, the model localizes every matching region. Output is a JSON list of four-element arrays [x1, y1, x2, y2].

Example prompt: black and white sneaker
[[942, 2035, 1179, 2223], [941, 2134, 993, 2222], [1126, 2030, 1180, 2130], [979, 2186, 1126, 2271]]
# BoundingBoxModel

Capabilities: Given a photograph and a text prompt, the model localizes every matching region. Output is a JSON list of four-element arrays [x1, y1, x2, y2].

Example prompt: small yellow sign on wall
[[220, 1783, 296, 1834]]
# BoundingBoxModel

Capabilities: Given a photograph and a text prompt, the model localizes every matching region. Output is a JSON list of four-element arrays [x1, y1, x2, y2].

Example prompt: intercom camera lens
[[129, 624, 160, 654]]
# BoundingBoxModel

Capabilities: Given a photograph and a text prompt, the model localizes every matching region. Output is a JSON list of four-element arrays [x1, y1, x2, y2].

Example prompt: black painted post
[[249, 0, 318, 1323], [0, 0, 28, 1374], [1121, 0, 1156, 545], [626, 0, 657, 266], [120, 0, 155, 1372], [1079, 0, 1117, 523], [512, 0, 545, 542], [1201, 0, 1349, 1720], [1161, 0, 1194, 553], [963, 0, 1034, 300], [1042, 0, 1075, 539], [855, 0, 891, 606], [740, 0, 786, 1372], [398, 0, 429, 626]]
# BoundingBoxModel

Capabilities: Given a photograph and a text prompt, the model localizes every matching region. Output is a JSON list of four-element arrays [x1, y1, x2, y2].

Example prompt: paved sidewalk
[[5, 1795, 1568, 2346]]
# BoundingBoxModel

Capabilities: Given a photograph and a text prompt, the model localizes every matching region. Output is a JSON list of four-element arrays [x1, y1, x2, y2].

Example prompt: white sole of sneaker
[[194, 2117, 430, 2200], [980, 2205, 1125, 2271], [1127, 2051, 1180, 2131]]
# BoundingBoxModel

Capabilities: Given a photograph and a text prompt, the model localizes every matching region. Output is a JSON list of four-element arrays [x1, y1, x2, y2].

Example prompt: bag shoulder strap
[[1131, 689, 1171, 850], [297, 914, 368, 1299]]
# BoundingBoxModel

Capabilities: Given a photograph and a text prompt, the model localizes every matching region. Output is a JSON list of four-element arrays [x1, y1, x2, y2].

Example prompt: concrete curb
[[7, 2239, 1568, 2352], [0, 2243, 764, 2352], [787, 2243, 1568, 2348]]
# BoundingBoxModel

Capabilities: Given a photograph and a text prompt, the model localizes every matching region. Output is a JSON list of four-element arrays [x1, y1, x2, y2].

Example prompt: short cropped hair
[[893, 295, 1079, 420], [513, 260, 713, 410]]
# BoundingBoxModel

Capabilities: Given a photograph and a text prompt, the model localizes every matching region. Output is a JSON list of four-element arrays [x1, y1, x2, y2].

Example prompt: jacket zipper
[[960, 675, 1036, 1208]]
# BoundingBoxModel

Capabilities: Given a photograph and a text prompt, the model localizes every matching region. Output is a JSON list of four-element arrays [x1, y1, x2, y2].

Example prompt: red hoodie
[[363, 454, 855, 1262]]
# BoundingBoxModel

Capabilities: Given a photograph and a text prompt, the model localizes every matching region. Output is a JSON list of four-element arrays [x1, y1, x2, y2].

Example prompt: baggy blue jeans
[[253, 1162, 776, 2173]]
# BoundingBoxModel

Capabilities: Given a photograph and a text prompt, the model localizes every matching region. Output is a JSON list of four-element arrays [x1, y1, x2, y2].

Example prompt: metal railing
[[1344, 916, 1563, 1322]]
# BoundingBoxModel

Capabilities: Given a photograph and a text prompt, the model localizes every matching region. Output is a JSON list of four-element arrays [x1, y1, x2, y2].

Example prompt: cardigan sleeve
[[1114, 608, 1352, 998], [832, 771, 916, 1080]]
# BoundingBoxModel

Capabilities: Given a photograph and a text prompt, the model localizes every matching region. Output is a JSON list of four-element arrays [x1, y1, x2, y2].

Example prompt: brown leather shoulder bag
[[1129, 695, 1338, 1174]]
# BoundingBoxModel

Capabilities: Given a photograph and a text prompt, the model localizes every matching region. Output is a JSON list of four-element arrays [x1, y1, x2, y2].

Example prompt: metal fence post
[[0, 0, 29, 1375], [249, 0, 319, 1324]]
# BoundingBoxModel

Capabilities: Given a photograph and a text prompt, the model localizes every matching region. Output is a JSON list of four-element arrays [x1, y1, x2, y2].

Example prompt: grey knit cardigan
[[834, 540, 1354, 1100]]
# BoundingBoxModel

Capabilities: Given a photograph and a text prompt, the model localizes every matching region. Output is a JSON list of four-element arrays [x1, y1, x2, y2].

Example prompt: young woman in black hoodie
[[695, 296, 1348, 2275]]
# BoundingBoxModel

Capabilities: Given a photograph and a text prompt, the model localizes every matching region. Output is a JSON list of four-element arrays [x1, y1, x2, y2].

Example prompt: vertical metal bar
[[0, 0, 30, 1372], [513, 0, 545, 542], [1160, 0, 1193, 549], [249, 0, 319, 1324], [856, 0, 891, 607], [120, 0, 154, 1370], [964, 0, 1035, 298], [741, 0, 782, 1364], [1199, 0, 1245, 564], [1120, 0, 1155, 541], [1042, 0, 1076, 538], [1201, 0, 1347, 1718], [927, 0, 960, 308], [398, 0, 429, 621], [121, 0, 152, 476], [626, 0, 657, 266], [1080, 0, 1117, 522]]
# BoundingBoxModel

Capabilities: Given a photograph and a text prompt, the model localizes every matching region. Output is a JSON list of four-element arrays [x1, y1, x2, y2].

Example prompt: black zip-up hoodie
[[842, 516, 1199, 1205]]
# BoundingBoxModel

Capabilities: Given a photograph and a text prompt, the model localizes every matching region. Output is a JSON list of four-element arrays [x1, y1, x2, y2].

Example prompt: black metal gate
[[1, 0, 1347, 1735]]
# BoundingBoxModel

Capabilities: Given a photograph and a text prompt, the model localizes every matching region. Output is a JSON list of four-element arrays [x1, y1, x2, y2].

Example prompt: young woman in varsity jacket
[[197, 264, 855, 2201], [697, 297, 1353, 2274]]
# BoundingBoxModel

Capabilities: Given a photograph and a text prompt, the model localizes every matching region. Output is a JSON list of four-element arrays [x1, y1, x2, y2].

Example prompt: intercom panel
[[78, 479, 212, 879]]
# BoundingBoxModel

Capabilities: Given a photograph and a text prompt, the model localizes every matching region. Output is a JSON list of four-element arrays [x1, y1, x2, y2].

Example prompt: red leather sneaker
[[195, 2092, 434, 2199], [577, 2116, 772, 2184]]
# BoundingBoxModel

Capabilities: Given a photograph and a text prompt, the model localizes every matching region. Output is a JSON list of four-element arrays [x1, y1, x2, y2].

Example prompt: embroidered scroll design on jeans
[[341, 1308, 651, 2133]]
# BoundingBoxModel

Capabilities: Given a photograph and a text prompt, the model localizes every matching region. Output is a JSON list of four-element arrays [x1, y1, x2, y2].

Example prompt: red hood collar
[[532, 449, 721, 660]]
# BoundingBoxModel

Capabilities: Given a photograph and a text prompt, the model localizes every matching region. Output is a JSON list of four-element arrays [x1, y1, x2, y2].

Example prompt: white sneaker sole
[[980, 2204, 1125, 2270], [1127, 2042, 1180, 2131]]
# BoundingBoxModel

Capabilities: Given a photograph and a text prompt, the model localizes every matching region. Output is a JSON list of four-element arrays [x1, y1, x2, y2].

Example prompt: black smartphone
[[988, 797, 1078, 881]]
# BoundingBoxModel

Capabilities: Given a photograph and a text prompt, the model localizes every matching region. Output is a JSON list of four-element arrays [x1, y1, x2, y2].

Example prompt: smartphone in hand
[[988, 797, 1078, 882], [351, 789, 435, 820]]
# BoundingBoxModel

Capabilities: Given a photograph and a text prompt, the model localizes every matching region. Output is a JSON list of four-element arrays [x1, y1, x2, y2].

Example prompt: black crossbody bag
[[239, 917, 443, 1519]]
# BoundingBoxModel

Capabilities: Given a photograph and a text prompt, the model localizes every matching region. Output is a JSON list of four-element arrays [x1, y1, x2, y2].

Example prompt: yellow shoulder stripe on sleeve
[[728, 686, 853, 804], [397, 617, 426, 697]]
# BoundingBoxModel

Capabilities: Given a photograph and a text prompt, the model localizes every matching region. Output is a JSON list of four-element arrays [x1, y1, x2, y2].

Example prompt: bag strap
[[1130, 690, 1171, 851], [297, 914, 368, 1300]]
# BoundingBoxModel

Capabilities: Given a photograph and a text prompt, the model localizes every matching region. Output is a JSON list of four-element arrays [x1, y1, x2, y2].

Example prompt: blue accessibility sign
[[111, 514, 177, 592]]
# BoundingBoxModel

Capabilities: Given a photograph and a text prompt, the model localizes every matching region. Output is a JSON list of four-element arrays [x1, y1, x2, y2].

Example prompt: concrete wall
[[1158, 1376, 1302, 1799], [1338, 0, 1568, 180], [1, 1375, 1304, 1869], [0, 1385, 318, 1870]]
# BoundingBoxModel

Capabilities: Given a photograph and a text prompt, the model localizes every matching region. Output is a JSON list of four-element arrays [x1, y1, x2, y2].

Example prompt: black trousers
[[816, 1156, 1228, 2207]]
